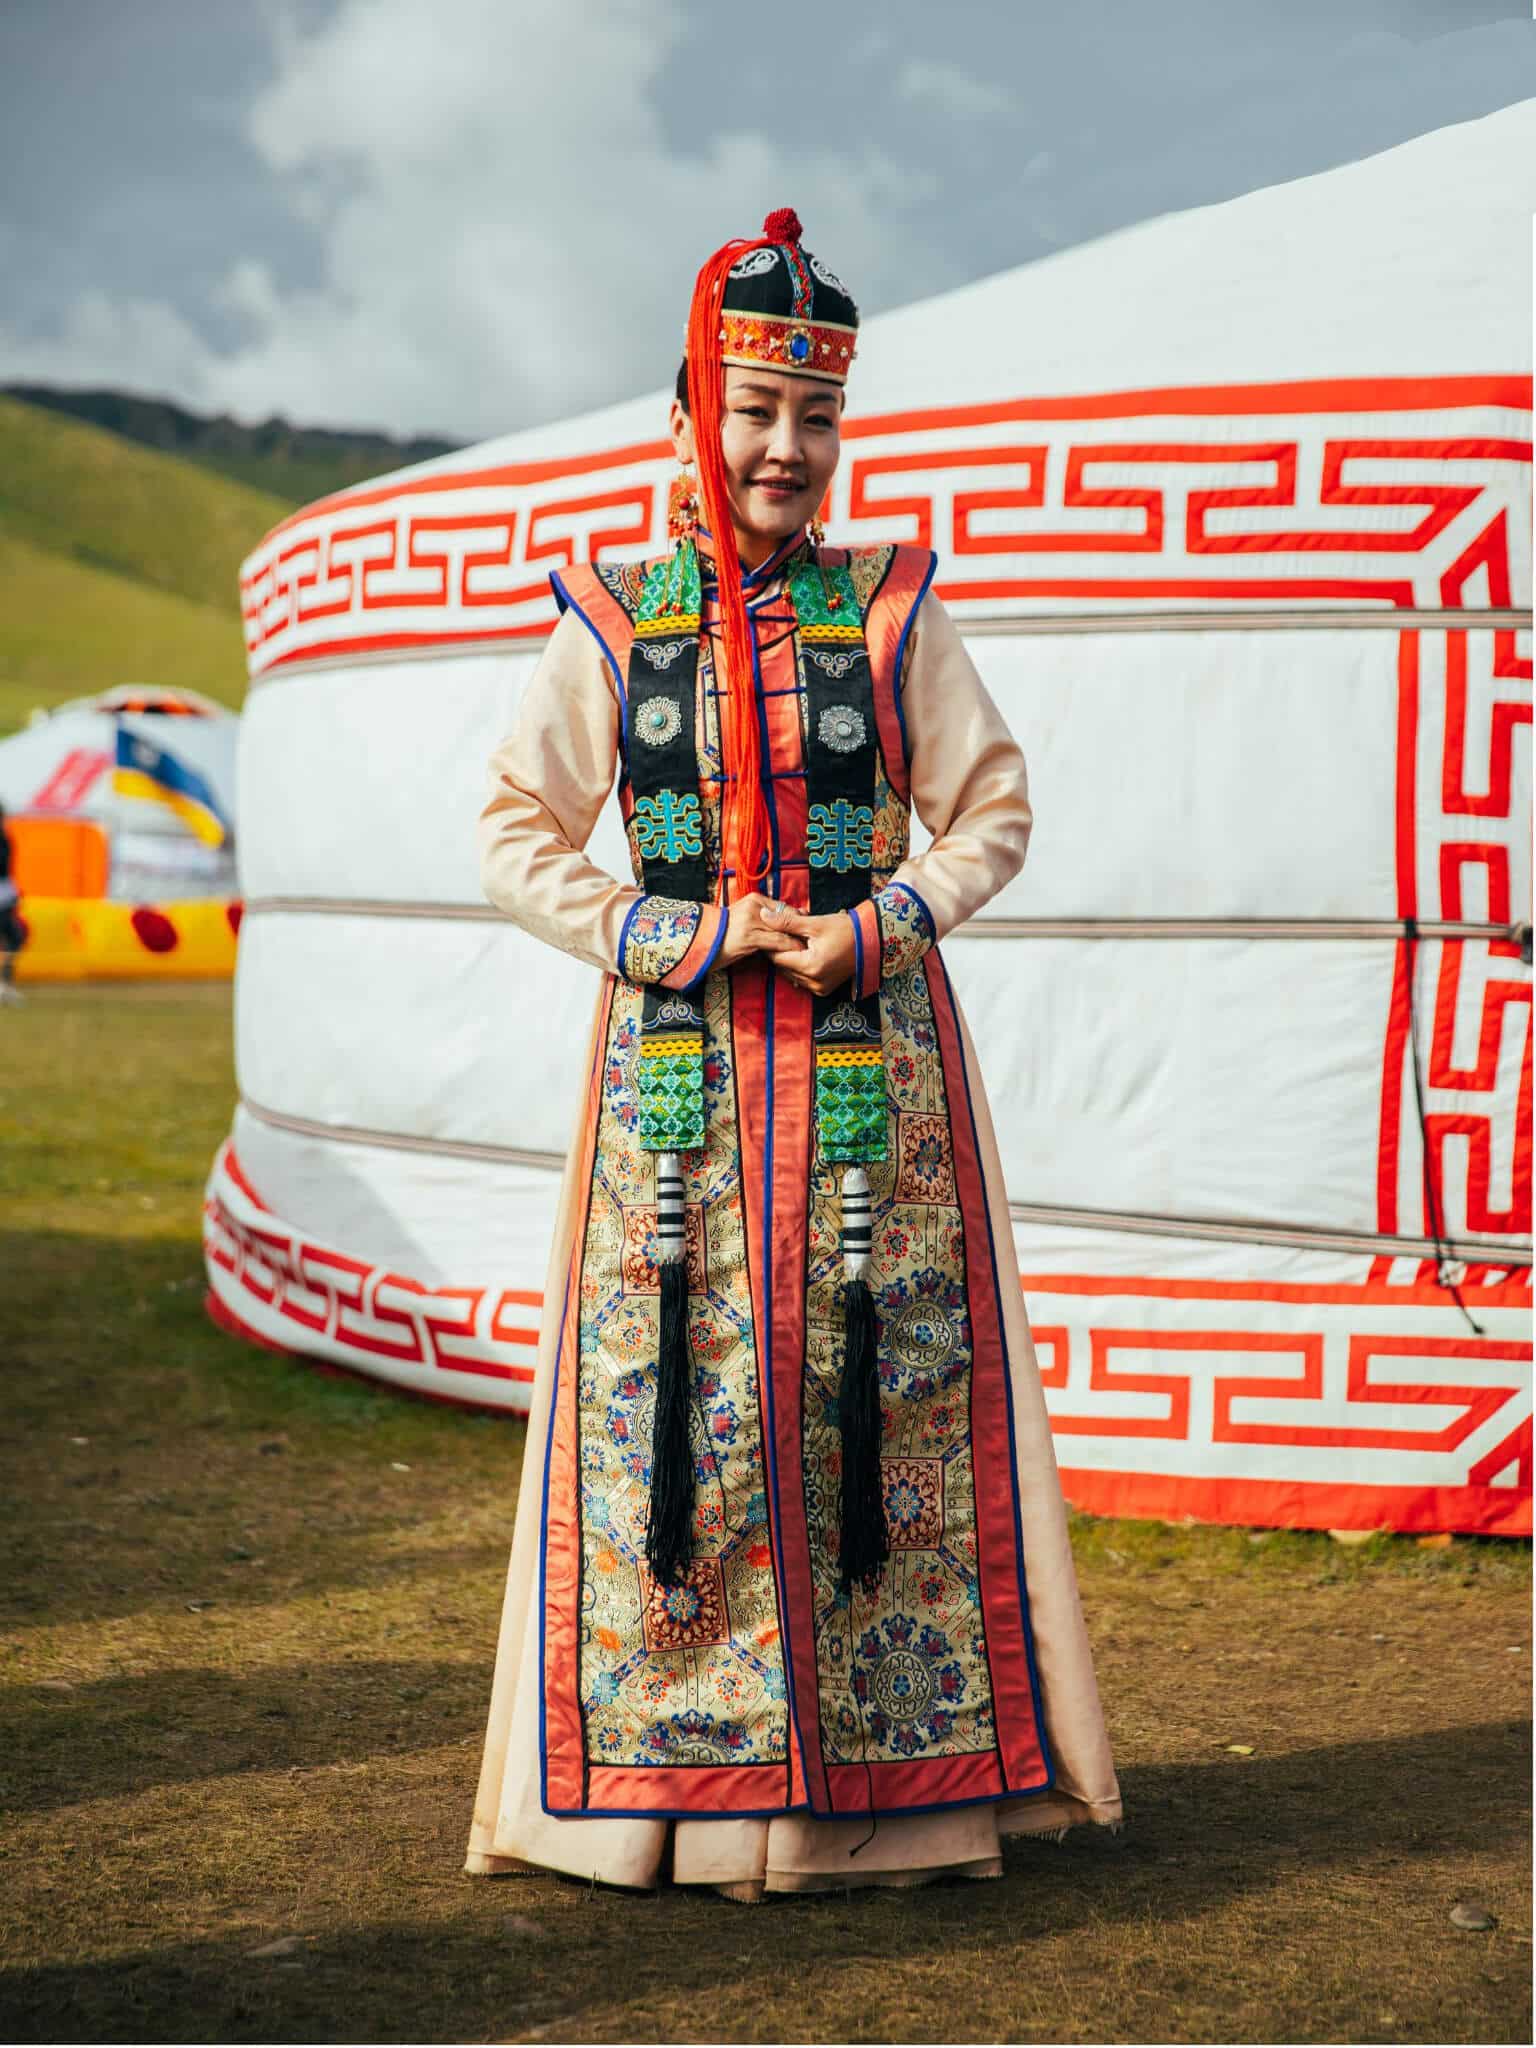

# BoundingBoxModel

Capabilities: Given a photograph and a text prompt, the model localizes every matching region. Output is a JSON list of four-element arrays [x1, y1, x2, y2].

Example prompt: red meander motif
[[224, 374, 1532, 1534]]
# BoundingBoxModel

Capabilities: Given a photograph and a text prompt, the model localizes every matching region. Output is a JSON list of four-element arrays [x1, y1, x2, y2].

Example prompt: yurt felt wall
[[206, 105, 1533, 1532]]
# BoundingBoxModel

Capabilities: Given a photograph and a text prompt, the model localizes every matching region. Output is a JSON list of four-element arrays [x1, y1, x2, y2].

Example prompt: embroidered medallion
[[639, 1558, 731, 1651], [882, 1457, 945, 1547], [818, 702, 866, 753], [635, 693, 684, 745]]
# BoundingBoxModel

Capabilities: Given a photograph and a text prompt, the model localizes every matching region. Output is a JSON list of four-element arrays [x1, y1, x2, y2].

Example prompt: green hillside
[[5, 384, 459, 505], [0, 532, 248, 737], [0, 396, 294, 735]]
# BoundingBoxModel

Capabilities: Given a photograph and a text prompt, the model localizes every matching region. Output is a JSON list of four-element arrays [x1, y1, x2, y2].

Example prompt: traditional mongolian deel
[[464, 525, 1120, 1838], [463, 205, 1121, 1894]]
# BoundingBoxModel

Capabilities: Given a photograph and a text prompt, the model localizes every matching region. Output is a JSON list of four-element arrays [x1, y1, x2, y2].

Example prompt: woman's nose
[[766, 415, 804, 465]]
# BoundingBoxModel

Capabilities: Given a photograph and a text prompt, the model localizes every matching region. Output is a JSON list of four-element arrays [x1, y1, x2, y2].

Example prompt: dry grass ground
[[0, 984, 1530, 2045]]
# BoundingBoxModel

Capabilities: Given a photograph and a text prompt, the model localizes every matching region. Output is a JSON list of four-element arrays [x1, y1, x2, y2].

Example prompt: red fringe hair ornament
[[684, 208, 808, 902]]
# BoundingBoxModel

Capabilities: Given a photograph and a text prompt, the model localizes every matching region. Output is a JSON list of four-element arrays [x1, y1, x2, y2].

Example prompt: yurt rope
[[1402, 914, 1486, 1336]]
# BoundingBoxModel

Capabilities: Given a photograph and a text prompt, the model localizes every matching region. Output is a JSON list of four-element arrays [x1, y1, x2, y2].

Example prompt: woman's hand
[[758, 902, 857, 996], [716, 891, 806, 971]]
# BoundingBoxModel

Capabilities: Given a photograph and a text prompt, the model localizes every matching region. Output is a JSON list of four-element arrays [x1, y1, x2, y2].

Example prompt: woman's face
[[670, 366, 842, 564]]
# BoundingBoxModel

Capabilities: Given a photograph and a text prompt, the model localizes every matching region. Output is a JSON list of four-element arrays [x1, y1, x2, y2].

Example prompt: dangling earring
[[664, 462, 699, 611], [667, 462, 699, 544], [809, 512, 843, 611]]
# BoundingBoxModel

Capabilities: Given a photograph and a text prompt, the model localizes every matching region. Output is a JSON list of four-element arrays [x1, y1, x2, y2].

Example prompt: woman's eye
[[736, 407, 770, 420]]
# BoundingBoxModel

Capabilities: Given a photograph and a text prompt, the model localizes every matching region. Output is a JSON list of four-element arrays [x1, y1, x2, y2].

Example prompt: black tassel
[[646, 1255, 695, 1586], [838, 1272, 889, 1594]]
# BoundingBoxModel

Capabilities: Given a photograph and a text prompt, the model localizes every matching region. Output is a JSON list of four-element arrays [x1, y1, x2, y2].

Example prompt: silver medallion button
[[636, 695, 683, 747], [818, 703, 866, 753]]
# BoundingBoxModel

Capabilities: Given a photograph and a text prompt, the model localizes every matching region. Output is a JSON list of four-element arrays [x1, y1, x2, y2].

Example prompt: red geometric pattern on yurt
[[219, 372, 1532, 1534]]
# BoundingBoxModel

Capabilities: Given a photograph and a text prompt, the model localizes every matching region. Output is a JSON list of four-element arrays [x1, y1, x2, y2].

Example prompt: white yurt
[[206, 105, 1533, 1535]]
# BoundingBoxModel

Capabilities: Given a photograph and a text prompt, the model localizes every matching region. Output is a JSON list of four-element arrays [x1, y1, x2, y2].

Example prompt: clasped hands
[[717, 891, 856, 997]]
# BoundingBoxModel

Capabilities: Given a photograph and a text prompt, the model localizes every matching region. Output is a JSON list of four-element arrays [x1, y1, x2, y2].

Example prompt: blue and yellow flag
[[112, 727, 230, 848]]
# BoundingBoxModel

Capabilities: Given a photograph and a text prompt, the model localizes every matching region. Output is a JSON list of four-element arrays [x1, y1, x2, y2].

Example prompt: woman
[[465, 210, 1120, 1901]]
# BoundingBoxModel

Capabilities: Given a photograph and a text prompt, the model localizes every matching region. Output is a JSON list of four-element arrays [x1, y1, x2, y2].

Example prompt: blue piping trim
[[615, 893, 646, 982], [848, 905, 864, 994], [749, 615, 782, 892], [934, 947, 1056, 1793], [742, 530, 803, 590], [678, 904, 728, 991], [758, 965, 812, 1802], [541, 1774, 1053, 1825], [545, 1800, 798, 1822], [900, 880, 938, 944], [877, 878, 938, 958], [536, 991, 610, 1815], [889, 551, 937, 769], [550, 568, 629, 743]]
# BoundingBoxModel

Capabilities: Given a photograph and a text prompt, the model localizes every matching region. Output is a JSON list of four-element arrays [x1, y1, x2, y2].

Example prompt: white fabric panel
[[973, 630, 1400, 920], [230, 1104, 559, 1289], [944, 933, 1392, 1230], [238, 630, 1421, 924], [240, 651, 634, 903], [237, 903, 1426, 1238], [235, 908, 599, 1159]]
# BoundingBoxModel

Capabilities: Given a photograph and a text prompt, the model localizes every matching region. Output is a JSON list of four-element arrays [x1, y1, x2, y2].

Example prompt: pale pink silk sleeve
[[477, 608, 726, 989], [872, 589, 1033, 973]]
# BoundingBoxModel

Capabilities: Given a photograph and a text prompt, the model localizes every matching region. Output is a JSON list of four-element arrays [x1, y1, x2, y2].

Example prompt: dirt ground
[[0, 985, 1530, 2045]]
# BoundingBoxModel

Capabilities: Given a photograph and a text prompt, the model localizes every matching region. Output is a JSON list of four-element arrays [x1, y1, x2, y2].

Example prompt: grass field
[[0, 985, 1530, 2045], [0, 396, 290, 732]]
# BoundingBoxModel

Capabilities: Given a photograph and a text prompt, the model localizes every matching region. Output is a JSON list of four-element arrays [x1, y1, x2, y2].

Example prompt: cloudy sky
[[1, 0, 1532, 441]]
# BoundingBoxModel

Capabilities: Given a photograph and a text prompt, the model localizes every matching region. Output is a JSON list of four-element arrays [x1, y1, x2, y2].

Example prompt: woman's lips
[[752, 478, 803, 495]]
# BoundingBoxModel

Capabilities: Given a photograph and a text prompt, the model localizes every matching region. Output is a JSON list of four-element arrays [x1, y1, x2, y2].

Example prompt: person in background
[[0, 801, 25, 1005]]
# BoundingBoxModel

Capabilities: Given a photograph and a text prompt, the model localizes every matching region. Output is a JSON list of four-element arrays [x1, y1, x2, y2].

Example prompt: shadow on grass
[[3, 1719, 1530, 2044], [1, 1658, 489, 1813], [0, 1224, 523, 1629]]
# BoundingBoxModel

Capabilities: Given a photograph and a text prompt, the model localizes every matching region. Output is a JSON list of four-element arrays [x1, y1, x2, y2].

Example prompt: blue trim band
[[678, 904, 728, 991], [758, 966, 812, 1801], [749, 616, 783, 892], [892, 879, 937, 945], [536, 984, 611, 1816], [615, 893, 645, 982], [542, 1774, 1055, 1825], [847, 905, 864, 995], [934, 947, 1056, 1794], [549, 569, 629, 738], [889, 551, 938, 767]]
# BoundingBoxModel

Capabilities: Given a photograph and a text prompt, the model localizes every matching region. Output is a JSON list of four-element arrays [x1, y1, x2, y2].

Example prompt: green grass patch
[[0, 532, 248, 734]]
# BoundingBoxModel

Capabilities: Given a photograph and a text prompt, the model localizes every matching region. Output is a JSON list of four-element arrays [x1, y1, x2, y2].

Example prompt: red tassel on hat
[[761, 206, 803, 245]]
